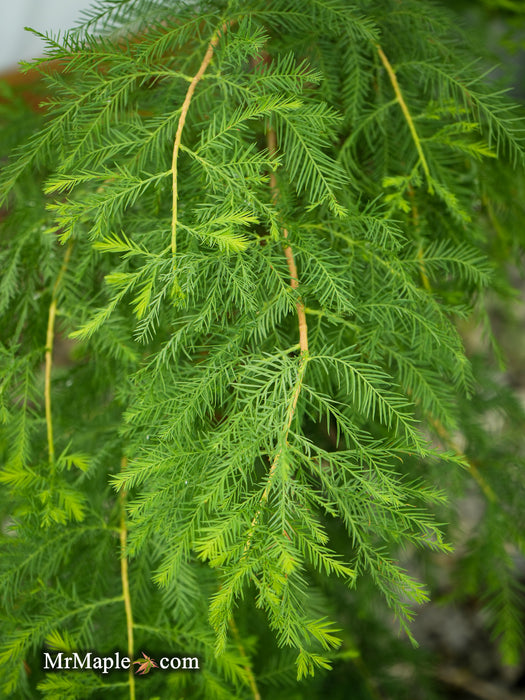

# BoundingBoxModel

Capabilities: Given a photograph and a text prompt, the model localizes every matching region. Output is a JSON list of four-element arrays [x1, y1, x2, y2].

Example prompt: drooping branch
[[171, 22, 230, 262], [243, 128, 309, 552], [45, 241, 73, 467]]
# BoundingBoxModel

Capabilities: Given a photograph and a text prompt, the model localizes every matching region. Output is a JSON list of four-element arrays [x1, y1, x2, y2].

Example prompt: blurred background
[[0, 1, 93, 73]]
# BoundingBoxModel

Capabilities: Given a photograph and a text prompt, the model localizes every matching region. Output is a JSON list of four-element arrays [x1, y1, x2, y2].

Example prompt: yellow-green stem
[[45, 241, 73, 467], [376, 45, 433, 192], [119, 458, 135, 700]]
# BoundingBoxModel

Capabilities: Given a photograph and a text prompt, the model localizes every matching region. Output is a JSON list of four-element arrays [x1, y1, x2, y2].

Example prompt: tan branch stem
[[45, 241, 73, 467], [119, 457, 135, 700], [266, 127, 308, 354], [243, 128, 309, 553], [171, 22, 229, 261], [376, 45, 433, 192]]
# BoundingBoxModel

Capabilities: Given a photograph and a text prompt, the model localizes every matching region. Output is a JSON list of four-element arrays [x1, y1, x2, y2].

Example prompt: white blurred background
[[0, 0, 94, 72]]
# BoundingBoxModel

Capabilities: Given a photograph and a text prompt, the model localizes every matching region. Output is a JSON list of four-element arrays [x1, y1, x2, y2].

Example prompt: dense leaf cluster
[[1, 1, 525, 697]]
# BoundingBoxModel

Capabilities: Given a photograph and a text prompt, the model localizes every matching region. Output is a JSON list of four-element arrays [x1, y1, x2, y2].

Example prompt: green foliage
[[1, 0, 525, 697]]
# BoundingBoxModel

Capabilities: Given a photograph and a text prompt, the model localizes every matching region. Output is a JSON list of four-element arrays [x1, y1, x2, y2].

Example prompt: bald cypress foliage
[[1, 1, 525, 697]]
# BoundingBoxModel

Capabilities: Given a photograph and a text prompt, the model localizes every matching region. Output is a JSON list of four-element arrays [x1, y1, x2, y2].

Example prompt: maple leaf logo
[[132, 652, 158, 675]]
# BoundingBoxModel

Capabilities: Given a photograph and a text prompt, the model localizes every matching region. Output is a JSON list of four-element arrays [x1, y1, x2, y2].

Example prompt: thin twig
[[119, 457, 135, 700], [429, 415, 496, 503], [407, 184, 432, 291], [416, 246, 432, 292], [171, 22, 230, 261], [45, 241, 73, 467], [229, 617, 261, 700], [376, 45, 433, 193]]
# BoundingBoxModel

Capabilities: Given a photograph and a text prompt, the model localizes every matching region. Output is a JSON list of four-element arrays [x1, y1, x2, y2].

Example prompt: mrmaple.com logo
[[42, 650, 199, 675]]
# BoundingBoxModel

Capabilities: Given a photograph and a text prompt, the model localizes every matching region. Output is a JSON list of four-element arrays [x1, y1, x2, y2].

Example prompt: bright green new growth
[[1, 0, 525, 697]]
